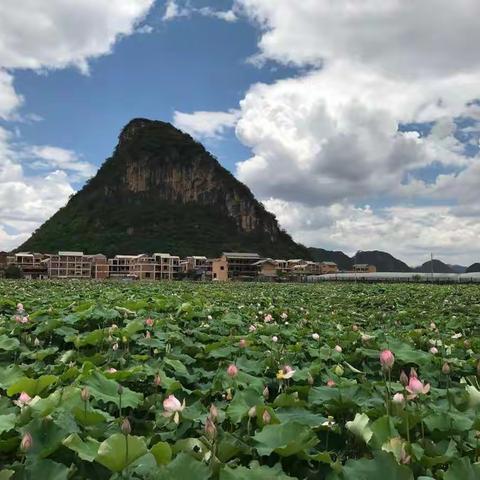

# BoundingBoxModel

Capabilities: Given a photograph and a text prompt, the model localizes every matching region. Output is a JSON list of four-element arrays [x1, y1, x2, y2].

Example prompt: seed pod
[[121, 418, 131, 435]]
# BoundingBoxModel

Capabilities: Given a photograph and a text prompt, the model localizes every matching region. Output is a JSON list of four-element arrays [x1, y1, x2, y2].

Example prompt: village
[[0, 251, 376, 281]]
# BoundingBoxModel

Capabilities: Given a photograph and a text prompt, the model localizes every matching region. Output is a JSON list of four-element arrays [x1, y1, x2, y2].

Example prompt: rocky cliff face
[[18, 118, 309, 258]]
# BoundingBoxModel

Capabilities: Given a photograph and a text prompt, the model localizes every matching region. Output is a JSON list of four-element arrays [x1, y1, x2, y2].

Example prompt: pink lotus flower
[[163, 394, 185, 424], [281, 365, 295, 379], [249, 325, 257, 333], [380, 349, 395, 369], [264, 314, 273, 323], [15, 392, 32, 407], [334, 345, 342, 353], [406, 376, 430, 399], [145, 331, 151, 339], [239, 339, 247, 348], [281, 312, 288, 320], [17, 303, 24, 312], [227, 364, 238, 378], [145, 318, 154, 327], [107, 367, 117, 373], [429, 346, 438, 354], [327, 379, 336, 387]]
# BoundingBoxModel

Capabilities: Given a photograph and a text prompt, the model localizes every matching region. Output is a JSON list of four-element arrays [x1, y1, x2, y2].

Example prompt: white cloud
[[162, 1, 237, 22], [174, 109, 240, 139], [265, 199, 480, 266], [0, 0, 155, 250], [0, 0, 154, 73], [27, 145, 96, 180], [216, 0, 480, 263]]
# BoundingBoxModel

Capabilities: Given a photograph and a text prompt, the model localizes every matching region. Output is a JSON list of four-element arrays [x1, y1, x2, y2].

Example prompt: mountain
[[18, 119, 311, 259], [414, 259, 454, 274], [466, 263, 480, 273], [353, 250, 412, 272], [449, 264, 467, 274], [308, 247, 353, 270]]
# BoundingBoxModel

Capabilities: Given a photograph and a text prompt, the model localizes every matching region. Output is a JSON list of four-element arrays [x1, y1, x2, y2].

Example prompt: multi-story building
[[88, 254, 109, 279], [108, 255, 140, 279], [212, 252, 261, 281], [353, 264, 377, 273], [320, 261, 339, 274], [47, 251, 92, 279], [153, 253, 181, 280], [7, 252, 48, 279]]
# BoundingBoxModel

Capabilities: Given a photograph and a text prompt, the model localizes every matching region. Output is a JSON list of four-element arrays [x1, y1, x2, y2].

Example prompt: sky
[[1, 1, 480, 266]]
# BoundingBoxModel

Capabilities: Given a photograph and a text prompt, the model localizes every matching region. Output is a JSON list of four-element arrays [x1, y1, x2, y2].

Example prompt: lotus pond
[[0, 280, 480, 479]]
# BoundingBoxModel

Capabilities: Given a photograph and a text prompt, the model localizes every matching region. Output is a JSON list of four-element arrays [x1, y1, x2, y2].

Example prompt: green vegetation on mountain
[[19, 119, 310, 259]]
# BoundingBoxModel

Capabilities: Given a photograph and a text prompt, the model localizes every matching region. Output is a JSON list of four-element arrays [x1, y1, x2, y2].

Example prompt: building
[[212, 252, 261, 281], [153, 253, 181, 280], [48, 251, 92, 279], [108, 255, 140, 279], [353, 264, 377, 273], [320, 261, 339, 274], [7, 252, 48, 279], [254, 258, 279, 278], [88, 254, 109, 279]]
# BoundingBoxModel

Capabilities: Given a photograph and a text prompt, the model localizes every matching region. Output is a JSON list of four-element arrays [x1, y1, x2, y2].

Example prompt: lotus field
[[0, 280, 480, 479]]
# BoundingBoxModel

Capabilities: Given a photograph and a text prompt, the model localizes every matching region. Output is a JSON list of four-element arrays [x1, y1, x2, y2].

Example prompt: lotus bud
[[239, 339, 247, 348], [380, 350, 395, 370], [272, 336, 278, 343], [334, 345, 342, 353], [327, 379, 336, 387], [209, 404, 218, 421], [20, 432, 32, 451], [145, 318, 154, 327], [464, 340, 471, 349], [312, 333, 320, 341], [442, 362, 451, 375], [400, 371, 409, 387], [226, 388, 233, 401], [117, 384, 123, 396], [307, 372, 314, 385], [262, 410, 271, 424], [34, 338, 40, 347], [248, 406, 257, 418], [392, 392, 405, 406], [154, 374, 162, 387], [207, 315, 213, 321], [80, 387, 90, 402], [262, 386, 269, 399], [352, 324, 359, 332], [429, 347, 438, 354], [121, 417, 131, 435], [205, 416, 217, 439], [227, 364, 238, 378]]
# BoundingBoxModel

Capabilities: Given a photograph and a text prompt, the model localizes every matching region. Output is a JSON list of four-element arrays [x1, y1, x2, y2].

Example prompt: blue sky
[[1, 1, 480, 265]]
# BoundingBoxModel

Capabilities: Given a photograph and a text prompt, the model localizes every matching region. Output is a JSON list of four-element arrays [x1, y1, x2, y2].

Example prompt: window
[[220, 266, 225, 270]]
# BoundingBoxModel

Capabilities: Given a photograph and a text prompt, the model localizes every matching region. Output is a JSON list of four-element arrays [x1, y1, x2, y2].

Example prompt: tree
[[4, 264, 24, 279]]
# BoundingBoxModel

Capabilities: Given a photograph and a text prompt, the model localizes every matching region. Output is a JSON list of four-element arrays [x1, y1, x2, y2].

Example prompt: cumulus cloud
[[0, 0, 155, 250], [214, 0, 480, 263], [174, 109, 240, 139], [162, 1, 237, 23], [264, 199, 480, 266]]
